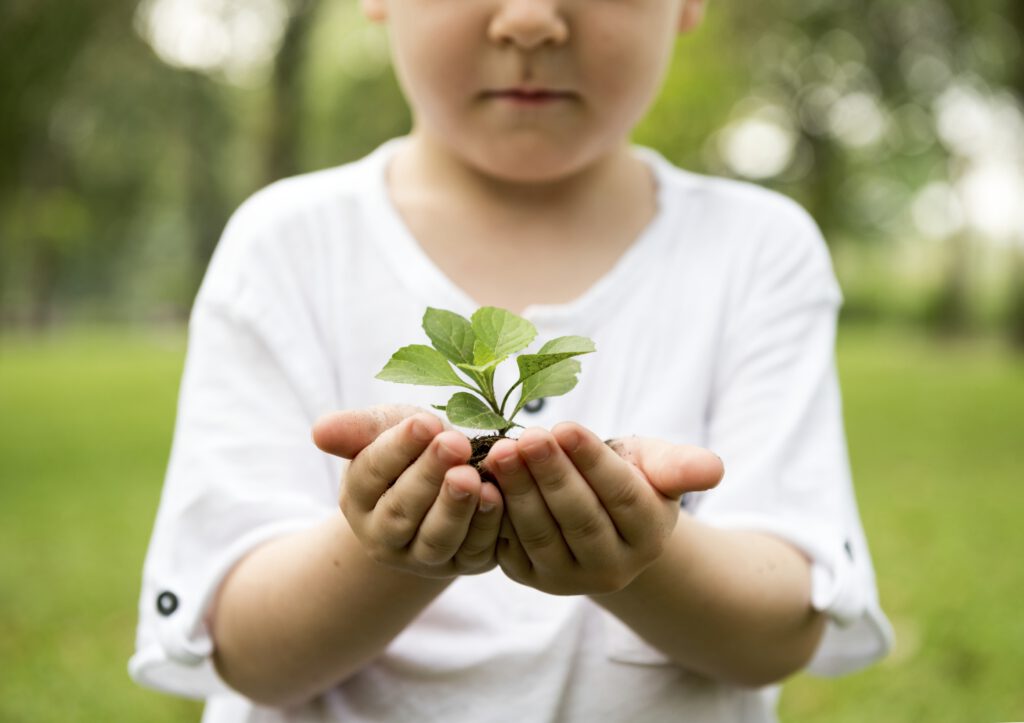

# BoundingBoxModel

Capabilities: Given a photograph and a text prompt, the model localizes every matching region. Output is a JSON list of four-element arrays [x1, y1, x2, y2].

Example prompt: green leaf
[[471, 307, 537, 365], [456, 359, 502, 375], [471, 339, 500, 368], [514, 358, 582, 415], [445, 392, 511, 431], [515, 336, 596, 382], [422, 308, 476, 365], [376, 345, 472, 388], [537, 335, 596, 355]]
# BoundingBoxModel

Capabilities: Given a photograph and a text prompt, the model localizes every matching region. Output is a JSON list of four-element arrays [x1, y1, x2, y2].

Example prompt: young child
[[130, 0, 893, 719]]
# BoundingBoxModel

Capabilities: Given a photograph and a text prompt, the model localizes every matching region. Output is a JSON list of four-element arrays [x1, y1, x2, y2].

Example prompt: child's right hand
[[312, 406, 504, 579]]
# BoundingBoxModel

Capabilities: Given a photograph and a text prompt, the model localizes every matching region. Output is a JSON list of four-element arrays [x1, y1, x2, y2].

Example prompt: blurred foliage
[[0, 0, 1022, 342]]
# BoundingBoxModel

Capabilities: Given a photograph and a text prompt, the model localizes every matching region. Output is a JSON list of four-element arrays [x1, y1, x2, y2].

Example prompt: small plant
[[376, 306, 595, 478]]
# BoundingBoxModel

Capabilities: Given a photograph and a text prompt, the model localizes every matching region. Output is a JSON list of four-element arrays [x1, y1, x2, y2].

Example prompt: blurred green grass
[[1, 325, 1022, 721], [0, 328, 202, 722]]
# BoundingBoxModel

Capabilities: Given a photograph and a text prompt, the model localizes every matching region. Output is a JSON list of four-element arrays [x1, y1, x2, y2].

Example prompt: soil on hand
[[469, 434, 508, 486]]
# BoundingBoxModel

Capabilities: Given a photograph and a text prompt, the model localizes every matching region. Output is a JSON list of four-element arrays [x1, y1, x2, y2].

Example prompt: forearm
[[210, 512, 450, 707], [595, 512, 825, 687]]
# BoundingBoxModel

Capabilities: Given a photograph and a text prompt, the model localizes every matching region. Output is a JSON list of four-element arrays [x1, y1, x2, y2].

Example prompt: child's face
[[363, 0, 705, 183]]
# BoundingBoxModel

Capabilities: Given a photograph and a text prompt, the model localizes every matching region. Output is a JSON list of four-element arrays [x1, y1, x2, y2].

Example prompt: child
[[130, 0, 893, 719]]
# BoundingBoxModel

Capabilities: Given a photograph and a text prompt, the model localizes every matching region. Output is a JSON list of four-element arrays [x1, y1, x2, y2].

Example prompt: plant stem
[[456, 367, 490, 401], [485, 390, 504, 418], [499, 379, 524, 417]]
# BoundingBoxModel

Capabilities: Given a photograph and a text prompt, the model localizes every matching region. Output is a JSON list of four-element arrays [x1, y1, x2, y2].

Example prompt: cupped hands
[[312, 406, 724, 594], [486, 423, 723, 596], [313, 406, 504, 579]]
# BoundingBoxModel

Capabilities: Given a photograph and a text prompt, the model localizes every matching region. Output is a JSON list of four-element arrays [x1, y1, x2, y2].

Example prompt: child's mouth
[[486, 89, 575, 106]]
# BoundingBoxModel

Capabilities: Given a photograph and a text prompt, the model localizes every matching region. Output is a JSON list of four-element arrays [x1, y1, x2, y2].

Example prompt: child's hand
[[486, 423, 723, 596], [312, 406, 504, 578]]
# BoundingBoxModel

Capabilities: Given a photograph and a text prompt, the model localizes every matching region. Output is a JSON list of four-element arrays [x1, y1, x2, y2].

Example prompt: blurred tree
[[182, 71, 235, 305], [266, 0, 324, 183], [301, 0, 411, 169], [1, 0, 1020, 335], [634, 5, 747, 170], [0, 1, 110, 326], [1003, 0, 1024, 349], [725, 0, 948, 238], [719, 0, 1022, 338], [0, 0, 239, 326]]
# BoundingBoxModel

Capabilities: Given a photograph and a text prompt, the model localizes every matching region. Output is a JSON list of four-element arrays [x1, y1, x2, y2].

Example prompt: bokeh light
[[134, 0, 289, 83]]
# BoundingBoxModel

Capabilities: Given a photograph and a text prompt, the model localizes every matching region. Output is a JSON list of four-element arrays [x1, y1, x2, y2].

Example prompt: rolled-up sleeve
[[693, 207, 893, 676], [129, 199, 342, 698]]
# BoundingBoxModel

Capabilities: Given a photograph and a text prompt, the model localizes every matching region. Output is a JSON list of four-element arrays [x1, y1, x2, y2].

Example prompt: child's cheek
[[582, 16, 674, 101]]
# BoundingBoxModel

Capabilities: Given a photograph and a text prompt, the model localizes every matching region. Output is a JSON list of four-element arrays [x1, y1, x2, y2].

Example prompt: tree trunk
[[23, 142, 73, 330], [28, 243, 59, 330], [1004, 0, 1024, 349], [928, 231, 972, 336], [1008, 251, 1024, 350], [185, 73, 231, 310], [265, 0, 322, 184]]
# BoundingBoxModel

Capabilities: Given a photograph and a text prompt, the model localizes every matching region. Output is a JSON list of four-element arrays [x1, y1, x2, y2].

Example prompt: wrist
[[591, 509, 696, 605]]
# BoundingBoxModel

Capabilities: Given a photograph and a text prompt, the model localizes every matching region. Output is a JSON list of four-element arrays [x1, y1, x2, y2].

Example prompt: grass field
[[1, 324, 1022, 721]]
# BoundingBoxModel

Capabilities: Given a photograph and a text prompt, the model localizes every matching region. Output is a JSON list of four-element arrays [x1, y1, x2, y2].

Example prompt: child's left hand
[[485, 424, 723, 596]]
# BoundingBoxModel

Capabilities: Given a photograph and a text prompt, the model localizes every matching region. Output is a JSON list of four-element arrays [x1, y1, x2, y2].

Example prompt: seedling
[[376, 306, 595, 479]]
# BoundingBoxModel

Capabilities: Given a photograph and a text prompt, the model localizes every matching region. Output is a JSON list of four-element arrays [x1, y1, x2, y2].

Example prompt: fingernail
[[411, 417, 434, 442], [437, 437, 462, 463], [522, 441, 550, 463], [561, 429, 582, 453], [496, 454, 520, 474], [448, 483, 470, 500], [479, 500, 496, 513]]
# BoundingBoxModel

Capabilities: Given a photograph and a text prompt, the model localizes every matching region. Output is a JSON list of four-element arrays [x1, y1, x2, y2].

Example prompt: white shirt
[[130, 137, 893, 722]]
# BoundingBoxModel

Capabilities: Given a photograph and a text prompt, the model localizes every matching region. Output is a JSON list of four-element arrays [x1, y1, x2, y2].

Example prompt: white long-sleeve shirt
[[130, 137, 892, 722]]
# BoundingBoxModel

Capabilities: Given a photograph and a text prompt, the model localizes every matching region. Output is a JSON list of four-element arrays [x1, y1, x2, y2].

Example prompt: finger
[[606, 436, 724, 498], [407, 465, 481, 566], [517, 427, 617, 564], [498, 511, 517, 542], [554, 423, 660, 546], [496, 520, 533, 585], [343, 413, 443, 513], [453, 482, 505, 571], [486, 437, 573, 570], [371, 429, 473, 548], [313, 404, 433, 459]]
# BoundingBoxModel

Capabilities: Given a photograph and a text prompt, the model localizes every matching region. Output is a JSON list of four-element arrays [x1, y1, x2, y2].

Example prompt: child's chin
[[471, 147, 595, 185]]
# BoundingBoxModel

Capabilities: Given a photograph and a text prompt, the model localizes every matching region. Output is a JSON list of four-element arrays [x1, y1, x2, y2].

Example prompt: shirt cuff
[[129, 516, 330, 699], [695, 511, 894, 677]]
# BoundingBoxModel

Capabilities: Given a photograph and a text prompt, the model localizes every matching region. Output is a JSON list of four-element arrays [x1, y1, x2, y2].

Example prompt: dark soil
[[469, 434, 509, 486], [468, 435, 622, 488]]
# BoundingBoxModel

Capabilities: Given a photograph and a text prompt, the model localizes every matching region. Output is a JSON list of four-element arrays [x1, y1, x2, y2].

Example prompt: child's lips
[[484, 88, 577, 106]]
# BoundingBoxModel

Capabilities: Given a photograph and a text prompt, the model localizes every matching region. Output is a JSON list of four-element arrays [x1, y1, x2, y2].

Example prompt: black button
[[524, 398, 545, 413], [156, 591, 179, 616]]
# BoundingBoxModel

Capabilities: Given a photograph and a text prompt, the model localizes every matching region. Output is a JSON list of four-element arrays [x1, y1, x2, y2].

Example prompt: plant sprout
[[376, 306, 596, 437]]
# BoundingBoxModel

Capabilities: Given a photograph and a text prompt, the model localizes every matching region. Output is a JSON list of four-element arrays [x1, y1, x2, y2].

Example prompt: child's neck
[[392, 130, 647, 226], [385, 131, 659, 314]]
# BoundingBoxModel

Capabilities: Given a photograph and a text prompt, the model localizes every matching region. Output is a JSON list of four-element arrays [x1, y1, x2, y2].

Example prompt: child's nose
[[487, 0, 569, 50]]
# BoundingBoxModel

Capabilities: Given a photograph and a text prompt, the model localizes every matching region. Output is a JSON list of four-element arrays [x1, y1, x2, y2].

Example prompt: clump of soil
[[469, 434, 509, 486]]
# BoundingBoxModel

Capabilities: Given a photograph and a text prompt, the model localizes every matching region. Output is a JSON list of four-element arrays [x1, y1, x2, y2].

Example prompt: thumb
[[312, 404, 436, 459], [608, 437, 724, 499]]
